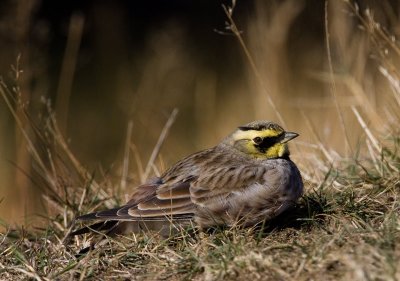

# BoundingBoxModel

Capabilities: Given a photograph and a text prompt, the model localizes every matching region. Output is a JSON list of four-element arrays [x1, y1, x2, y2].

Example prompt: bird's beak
[[281, 132, 299, 143]]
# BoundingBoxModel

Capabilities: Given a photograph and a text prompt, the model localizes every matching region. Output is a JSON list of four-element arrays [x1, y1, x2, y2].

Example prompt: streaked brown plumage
[[71, 120, 303, 237]]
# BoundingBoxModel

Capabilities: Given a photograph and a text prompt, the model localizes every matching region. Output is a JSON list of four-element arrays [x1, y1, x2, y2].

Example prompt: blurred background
[[0, 0, 399, 225]]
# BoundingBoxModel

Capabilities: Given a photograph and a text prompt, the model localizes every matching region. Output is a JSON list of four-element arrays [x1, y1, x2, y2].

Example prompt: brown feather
[[128, 203, 194, 217], [157, 182, 192, 199], [138, 197, 192, 210]]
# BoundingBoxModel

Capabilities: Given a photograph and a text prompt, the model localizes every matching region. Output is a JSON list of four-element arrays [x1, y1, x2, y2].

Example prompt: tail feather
[[75, 207, 127, 221], [69, 220, 119, 236]]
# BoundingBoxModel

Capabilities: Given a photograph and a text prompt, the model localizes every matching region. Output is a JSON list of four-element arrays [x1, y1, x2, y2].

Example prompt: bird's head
[[223, 120, 299, 159]]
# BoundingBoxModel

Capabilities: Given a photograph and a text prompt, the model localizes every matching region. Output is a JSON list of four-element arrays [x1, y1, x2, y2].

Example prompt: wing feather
[[190, 164, 267, 204], [76, 178, 196, 222], [128, 203, 194, 217], [157, 182, 192, 199], [138, 197, 191, 210]]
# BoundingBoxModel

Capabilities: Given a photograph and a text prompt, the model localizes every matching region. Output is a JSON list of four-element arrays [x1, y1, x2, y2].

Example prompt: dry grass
[[1, 1, 400, 280], [0, 159, 399, 280]]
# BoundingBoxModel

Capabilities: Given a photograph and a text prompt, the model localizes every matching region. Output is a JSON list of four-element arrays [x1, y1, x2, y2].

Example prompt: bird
[[70, 120, 303, 238]]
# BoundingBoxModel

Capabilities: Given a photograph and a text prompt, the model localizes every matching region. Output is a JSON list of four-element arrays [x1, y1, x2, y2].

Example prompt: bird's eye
[[253, 137, 262, 144]]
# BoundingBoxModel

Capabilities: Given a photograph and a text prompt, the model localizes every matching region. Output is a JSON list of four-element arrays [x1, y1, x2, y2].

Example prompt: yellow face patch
[[231, 128, 288, 159], [242, 142, 288, 159], [231, 128, 283, 142]]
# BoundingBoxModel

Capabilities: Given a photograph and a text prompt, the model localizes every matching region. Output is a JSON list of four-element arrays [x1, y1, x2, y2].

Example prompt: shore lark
[[71, 120, 303, 237]]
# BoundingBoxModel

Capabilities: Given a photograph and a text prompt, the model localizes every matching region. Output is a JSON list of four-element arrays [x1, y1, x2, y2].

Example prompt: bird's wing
[[75, 149, 217, 223], [115, 163, 273, 222], [76, 179, 197, 222], [189, 163, 271, 205], [188, 162, 294, 228]]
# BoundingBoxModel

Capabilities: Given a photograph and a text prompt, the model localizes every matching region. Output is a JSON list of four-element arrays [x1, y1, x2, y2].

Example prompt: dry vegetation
[[1, 1, 400, 280]]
